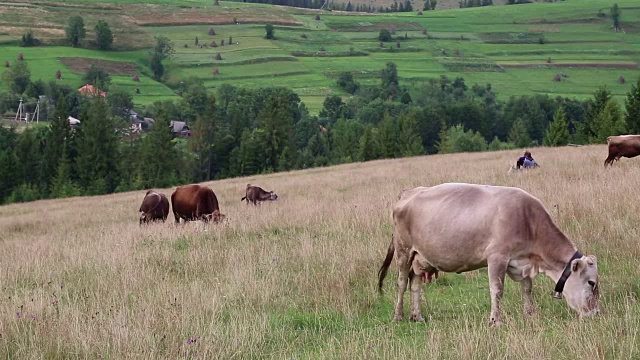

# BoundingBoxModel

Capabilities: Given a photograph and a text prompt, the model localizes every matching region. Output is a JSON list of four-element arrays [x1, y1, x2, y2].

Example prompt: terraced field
[[0, 0, 638, 112]]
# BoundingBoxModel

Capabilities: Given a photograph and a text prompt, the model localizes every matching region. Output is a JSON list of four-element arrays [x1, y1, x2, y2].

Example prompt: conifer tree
[[543, 107, 570, 146]]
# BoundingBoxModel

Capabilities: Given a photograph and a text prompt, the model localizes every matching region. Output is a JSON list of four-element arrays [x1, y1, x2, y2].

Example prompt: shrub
[[315, 15, 320, 20], [17, 53, 23, 61], [319, 46, 326, 52], [417, 10, 423, 15], [379, 42, 384, 48], [211, 41, 217, 47], [265, 24, 275, 39], [422, 29, 428, 36], [547, 57, 552, 63], [553, 74, 561, 82], [135, 87, 140, 94], [215, 53, 222, 60], [455, 49, 460, 56], [19, 31, 40, 47], [301, 33, 307, 39], [133, 74, 140, 82], [618, 76, 625, 84], [208, 28, 216, 36], [55, 70, 62, 79], [229, 36, 233, 44], [396, 41, 400, 48], [221, 39, 225, 46], [538, 36, 546, 44], [4, 60, 8, 67], [213, 67, 220, 75]]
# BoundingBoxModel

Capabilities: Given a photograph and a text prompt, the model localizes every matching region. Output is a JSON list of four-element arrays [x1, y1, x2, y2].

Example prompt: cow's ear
[[571, 259, 585, 273]]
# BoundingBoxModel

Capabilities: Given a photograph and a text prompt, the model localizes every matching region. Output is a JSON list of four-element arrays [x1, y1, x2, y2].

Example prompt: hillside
[[0, 0, 638, 112], [1, 144, 639, 358]]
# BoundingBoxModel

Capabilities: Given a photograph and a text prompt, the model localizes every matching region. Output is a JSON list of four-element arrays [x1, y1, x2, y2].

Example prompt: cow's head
[[268, 191, 278, 201], [139, 212, 147, 225], [561, 255, 600, 317]]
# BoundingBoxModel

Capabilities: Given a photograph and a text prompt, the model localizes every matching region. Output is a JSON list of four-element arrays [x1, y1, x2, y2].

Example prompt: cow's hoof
[[489, 318, 503, 327], [392, 314, 404, 322], [410, 314, 425, 323]]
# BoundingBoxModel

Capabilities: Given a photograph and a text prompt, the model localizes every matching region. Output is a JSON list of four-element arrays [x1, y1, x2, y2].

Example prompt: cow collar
[[553, 251, 583, 299]]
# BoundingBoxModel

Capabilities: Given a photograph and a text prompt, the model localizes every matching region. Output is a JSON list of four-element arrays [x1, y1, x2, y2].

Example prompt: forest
[[1, 60, 639, 205]]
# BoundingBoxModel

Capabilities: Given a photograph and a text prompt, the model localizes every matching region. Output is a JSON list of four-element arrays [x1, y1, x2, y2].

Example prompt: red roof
[[78, 84, 106, 97]]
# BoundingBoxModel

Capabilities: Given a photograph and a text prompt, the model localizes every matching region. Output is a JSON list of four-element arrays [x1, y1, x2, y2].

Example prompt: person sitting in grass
[[516, 150, 538, 169]]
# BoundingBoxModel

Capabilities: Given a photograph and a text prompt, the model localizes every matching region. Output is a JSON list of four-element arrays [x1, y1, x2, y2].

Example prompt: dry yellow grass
[[1, 144, 639, 359]]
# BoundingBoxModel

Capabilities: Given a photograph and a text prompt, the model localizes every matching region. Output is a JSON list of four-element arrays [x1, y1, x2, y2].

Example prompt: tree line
[[230, 0, 415, 13], [1, 61, 639, 205]]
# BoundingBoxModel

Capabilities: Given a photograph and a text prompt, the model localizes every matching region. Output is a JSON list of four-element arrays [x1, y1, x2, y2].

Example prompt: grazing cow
[[604, 135, 640, 167], [139, 190, 170, 224], [378, 183, 600, 325], [241, 184, 278, 205], [171, 184, 225, 223]]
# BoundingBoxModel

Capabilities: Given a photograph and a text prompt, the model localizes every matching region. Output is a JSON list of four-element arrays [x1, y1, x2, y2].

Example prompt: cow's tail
[[377, 235, 395, 294]]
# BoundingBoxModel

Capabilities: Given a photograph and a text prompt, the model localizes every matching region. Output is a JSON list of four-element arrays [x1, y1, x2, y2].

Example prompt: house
[[78, 84, 106, 98], [170, 120, 191, 138], [142, 117, 155, 131]]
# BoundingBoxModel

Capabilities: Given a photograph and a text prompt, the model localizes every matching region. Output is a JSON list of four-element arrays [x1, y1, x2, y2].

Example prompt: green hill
[[0, 0, 638, 112]]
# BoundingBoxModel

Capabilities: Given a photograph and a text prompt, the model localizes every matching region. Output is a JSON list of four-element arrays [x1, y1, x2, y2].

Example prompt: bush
[[8, 183, 40, 204], [422, 29, 428, 36], [618, 76, 625, 84], [221, 39, 225, 46], [379, 29, 392, 42], [379, 42, 384, 48], [265, 24, 275, 39], [553, 74, 561, 82], [396, 41, 400, 48], [133, 74, 140, 82], [19, 31, 40, 47], [301, 33, 307, 39], [208, 28, 216, 36], [55, 70, 62, 79], [547, 57, 552, 63], [437, 124, 488, 154], [215, 53, 222, 60], [4, 60, 8, 68], [319, 46, 325, 52], [417, 10, 423, 15], [213, 67, 219, 76], [17, 53, 23, 61], [315, 15, 320, 20], [211, 41, 217, 47]]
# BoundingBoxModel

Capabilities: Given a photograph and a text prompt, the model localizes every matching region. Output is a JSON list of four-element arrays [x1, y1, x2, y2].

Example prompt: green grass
[[0, 0, 639, 113]]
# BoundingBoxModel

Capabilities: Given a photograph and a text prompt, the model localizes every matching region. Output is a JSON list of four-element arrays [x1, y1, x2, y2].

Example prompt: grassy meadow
[[0, 0, 639, 112], [1, 144, 640, 358]]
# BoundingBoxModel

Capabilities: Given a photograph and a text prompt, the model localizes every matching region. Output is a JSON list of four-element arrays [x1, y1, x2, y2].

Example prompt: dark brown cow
[[241, 184, 278, 205], [139, 190, 170, 224], [171, 184, 225, 223], [604, 135, 640, 167]]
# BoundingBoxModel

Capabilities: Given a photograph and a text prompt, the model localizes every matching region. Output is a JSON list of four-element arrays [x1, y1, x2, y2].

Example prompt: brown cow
[[171, 184, 225, 223], [378, 183, 600, 325], [139, 190, 170, 224], [241, 184, 278, 205], [604, 135, 640, 167]]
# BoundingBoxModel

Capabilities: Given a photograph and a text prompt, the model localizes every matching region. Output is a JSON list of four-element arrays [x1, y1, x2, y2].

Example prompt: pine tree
[[41, 95, 70, 190], [256, 95, 295, 169], [584, 86, 612, 141], [624, 77, 640, 133], [593, 99, 625, 143], [436, 120, 452, 154], [398, 114, 424, 156], [75, 97, 120, 194], [138, 114, 177, 188], [50, 142, 80, 198], [508, 117, 531, 148], [543, 107, 570, 146], [190, 97, 217, 181]]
